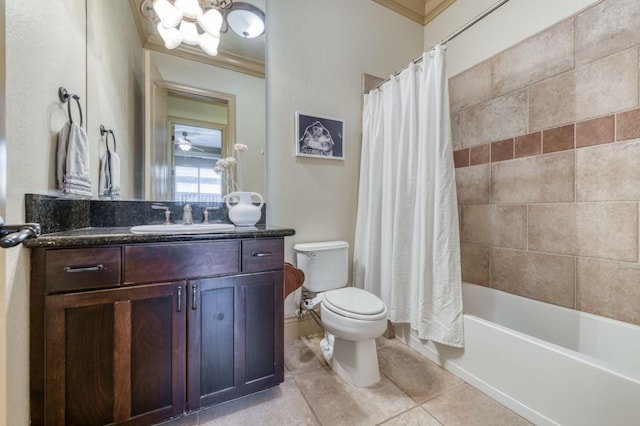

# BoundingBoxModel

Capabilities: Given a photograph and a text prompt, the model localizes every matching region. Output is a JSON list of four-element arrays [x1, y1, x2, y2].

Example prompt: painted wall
[[266, 0, 425, 315], [4, 1, 86, 424], [449, 0, 640, 326], [87, 0, 144, 200]]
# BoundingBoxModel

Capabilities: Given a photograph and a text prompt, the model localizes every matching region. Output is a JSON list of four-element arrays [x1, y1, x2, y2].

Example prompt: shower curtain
[[354, 45, 464, 347]]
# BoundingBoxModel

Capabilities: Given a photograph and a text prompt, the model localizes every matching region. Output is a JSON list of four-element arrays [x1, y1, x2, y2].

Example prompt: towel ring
[[58, 87, 83, 127], [100, 125, 117, 152]]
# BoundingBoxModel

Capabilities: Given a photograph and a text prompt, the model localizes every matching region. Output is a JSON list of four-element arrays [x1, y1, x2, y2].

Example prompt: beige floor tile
[[198, 375, 319, 426], [378, 343, 463, 404], [423, 384, 532, 426], [293, 365, 415, 426], [284, 335, 326, 374], [379, 406, 442, 425]]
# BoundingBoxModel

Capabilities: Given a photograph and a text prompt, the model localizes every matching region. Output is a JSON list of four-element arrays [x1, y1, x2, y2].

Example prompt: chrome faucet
[[182, 204, 194, 225], [151, 204, 171, 224]]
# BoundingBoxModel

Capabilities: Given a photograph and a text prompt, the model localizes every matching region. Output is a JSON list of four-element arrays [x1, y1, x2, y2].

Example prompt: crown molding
[[372, 0, 457, 26]]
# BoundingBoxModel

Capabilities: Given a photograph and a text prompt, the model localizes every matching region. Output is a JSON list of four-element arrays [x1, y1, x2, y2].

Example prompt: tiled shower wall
[[450, 0, 640, 326]]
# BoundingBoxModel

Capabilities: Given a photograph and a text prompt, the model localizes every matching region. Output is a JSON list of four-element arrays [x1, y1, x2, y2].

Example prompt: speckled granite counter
[[24, 225, 295, 249]]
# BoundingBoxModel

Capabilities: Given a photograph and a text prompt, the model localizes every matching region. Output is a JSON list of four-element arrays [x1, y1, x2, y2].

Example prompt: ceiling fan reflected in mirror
[[175, 131, 204, 151]]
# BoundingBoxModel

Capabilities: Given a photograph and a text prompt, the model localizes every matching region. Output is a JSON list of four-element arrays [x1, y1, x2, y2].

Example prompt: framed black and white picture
[[295, 112, 345, 160]]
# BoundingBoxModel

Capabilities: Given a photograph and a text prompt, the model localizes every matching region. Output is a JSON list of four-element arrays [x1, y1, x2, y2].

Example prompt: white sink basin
[[130, 223, 235, 234]]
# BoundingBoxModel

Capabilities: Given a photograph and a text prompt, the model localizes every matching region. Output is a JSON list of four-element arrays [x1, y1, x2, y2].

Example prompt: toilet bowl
[[320, 287, 387, 387], [294, 241, 388, 387]]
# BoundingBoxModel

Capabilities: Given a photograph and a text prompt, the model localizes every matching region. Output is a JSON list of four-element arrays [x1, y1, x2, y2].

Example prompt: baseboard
[[284, 313, 323, 340]]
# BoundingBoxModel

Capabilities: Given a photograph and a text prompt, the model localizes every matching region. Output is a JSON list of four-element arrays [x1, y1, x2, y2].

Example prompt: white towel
[[56, 122, 92, 198], [99, 149, 121, 200]]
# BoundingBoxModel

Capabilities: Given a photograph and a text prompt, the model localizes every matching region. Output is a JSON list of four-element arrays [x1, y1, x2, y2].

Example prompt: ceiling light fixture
[[141, 0, 265, 56]]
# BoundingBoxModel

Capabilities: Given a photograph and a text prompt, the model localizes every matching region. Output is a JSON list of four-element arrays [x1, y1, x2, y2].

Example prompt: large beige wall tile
[[449, 60, 491, 114], [575, 47, 638, 121], [455, 164, 490, 205], [451, 113, 461, 151], [576, 0, 640, 66], [461, 205, 492, 245], [529, 71, 576, 131], [461, 205, 527, 249], [577, 258, 640, 325], [576, 139, 640, 201], [492, 19, 575, 97], [461, 90, 528, 148], [529, 203, 638, 262], [460, 244, 490, 286], [491, 248, 575, 308], [492, 151, 575, 204]]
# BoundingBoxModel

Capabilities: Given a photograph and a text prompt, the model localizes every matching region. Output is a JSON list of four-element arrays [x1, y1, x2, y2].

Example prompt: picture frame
[[295, 112, 345, 160]]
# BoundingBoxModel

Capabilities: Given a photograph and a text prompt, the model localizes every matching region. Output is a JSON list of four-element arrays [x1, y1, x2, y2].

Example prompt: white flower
[[214, 165, 225, 173], [234, 143, 248, 153], [216, 159, 229, 168], [225, 156, 237, 165]]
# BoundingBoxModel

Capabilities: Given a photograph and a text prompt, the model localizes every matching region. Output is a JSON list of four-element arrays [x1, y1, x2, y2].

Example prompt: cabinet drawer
[[242, 239, 284, 272], [45, 247, 122, 293], [125, 241, 240, 284]]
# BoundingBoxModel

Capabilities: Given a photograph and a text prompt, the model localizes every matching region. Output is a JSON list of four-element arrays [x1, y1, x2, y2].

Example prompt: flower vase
[[223, 191, 263, 226]]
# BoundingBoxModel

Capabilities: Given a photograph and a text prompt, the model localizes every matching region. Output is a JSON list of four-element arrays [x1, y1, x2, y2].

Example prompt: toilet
[[294, 241, 388, 387]]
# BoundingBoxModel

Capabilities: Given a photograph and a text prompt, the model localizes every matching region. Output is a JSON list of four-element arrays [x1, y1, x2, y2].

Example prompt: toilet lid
[[323, 287, 387, 321]]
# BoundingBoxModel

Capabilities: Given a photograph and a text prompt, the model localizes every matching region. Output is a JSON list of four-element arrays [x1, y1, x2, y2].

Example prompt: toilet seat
[[323, 287, 387, 321]]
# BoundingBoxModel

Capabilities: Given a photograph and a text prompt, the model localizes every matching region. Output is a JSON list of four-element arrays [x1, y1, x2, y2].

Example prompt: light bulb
[[179, 20, 199, 45], [197, 8, 223, 37], [157, 22, 183, 49], [174, 0, 202, 19], [198, 33, 220, 56], [152, 0, 182, 29]]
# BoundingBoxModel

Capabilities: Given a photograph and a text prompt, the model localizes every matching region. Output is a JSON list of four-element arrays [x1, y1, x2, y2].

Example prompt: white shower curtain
[[354, 45, 464, 347]]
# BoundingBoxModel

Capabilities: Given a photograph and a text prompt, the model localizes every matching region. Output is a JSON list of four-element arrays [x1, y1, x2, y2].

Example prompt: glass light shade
[[198, 33, 220, 56], [179, 20, 199, 45], [157, 22, 183, 49], [197, 8, 223, 37], [174, 0, 202, 19], [178, 143, 191, 151], [227, 9, 265, 39], [152, 0, 182, 29]]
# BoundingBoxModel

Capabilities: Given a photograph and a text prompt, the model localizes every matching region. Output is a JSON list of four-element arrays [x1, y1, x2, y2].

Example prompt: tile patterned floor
[[161, 336, 532, 426]]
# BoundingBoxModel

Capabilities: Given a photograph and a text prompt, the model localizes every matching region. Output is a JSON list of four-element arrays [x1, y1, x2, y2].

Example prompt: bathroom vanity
[[27, 226, 294, 425]]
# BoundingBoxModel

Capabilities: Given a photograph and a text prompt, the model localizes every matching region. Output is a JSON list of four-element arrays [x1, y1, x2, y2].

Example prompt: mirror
[[87, 0, 266, 201]]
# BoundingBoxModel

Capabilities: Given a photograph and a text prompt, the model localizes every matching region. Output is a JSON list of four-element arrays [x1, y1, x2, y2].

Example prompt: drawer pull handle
[[252, 251, 273, 257], [64, 264, 104, 273], [177, 286, 183, 312], [191, 283, 198, 311]]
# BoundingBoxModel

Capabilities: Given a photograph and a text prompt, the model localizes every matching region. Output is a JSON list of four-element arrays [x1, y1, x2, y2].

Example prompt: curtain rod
[[371, 0, 511, 92]]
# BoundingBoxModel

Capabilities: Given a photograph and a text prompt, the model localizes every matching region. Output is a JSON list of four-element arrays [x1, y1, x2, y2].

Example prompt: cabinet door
[[187, 271, 284, 411], [45, 282, 186, 425]]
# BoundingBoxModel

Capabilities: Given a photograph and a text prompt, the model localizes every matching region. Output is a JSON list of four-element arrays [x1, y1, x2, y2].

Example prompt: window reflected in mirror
[[172, 123, 225, 202]]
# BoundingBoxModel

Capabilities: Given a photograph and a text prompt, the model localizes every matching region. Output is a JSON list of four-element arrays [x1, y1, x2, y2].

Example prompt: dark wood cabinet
[[43, 282, 186, 425], [31, 238, 285, 425], [187, 271, 283, 411]]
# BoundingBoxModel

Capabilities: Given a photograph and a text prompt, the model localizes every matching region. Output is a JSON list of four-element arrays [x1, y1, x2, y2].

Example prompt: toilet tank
[[294, 241, 349, 293]]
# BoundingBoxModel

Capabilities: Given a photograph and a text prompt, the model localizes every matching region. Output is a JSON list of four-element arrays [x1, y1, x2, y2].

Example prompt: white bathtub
[[395, 283, 640, 426]]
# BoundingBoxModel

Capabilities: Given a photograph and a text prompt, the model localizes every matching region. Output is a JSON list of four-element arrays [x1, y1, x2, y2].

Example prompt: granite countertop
[[24, 225, 296, 249]]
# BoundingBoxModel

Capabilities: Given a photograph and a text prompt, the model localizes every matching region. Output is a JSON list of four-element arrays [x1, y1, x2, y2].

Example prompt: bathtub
[[395, 283, 640, 426]]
